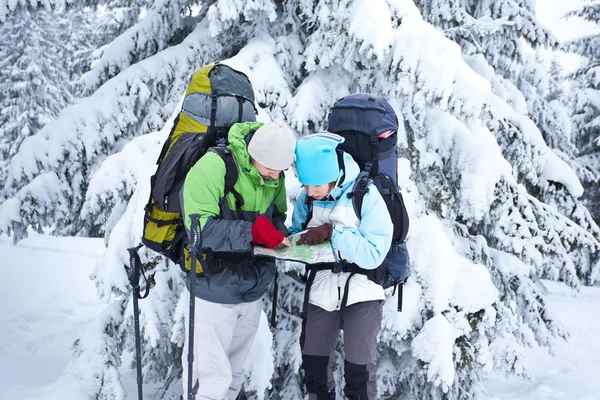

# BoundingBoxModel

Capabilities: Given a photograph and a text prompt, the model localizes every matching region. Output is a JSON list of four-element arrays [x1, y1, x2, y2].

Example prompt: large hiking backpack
[[328, 94, 410, 309], [141, 63, 256, 266], [127, 64, 257, 399]]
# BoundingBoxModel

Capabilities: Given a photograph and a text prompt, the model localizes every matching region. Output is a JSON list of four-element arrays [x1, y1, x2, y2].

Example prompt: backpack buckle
[[332, 262, 344, 273], [333, 260, 354, 273], [391, 243, 403, 252]]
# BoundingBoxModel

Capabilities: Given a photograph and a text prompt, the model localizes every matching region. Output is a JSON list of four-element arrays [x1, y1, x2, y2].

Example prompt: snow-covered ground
[[1, 233, 599, 399], [483, 280, 600, 400], [0, 234, 106, 400]]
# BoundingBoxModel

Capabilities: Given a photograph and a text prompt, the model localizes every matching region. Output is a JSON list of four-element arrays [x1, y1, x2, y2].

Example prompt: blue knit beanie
[[295, 133, 345, 186]]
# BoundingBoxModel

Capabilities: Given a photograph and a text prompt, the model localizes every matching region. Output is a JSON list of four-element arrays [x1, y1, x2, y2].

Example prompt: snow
[[0, 233, 106, 399], [536, 0, 599, 42], [482, 281, 600, 400], [1, 0, 599, 398], [349, 0, 395, 61], [536, 0, 600, 74], [411, 314, 455, 392], [2, 234, 599, 399], [409, 215, 498, 316], [419, 109, 514, 221], [488, 92, 585, 198]]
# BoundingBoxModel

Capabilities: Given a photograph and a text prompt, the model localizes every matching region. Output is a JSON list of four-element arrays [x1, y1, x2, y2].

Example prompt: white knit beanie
[[247, 122, 297, 170]]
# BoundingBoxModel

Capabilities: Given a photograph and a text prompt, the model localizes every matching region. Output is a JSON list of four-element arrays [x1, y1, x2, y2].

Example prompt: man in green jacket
[[181, 121, 296, 399]]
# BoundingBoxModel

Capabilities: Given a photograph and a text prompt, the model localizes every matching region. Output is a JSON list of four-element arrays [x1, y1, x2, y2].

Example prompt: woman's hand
[[296, 223, 333, 245]]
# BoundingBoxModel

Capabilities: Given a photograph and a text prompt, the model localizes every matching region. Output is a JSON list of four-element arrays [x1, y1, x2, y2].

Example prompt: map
[[253, 231, 336, 264]]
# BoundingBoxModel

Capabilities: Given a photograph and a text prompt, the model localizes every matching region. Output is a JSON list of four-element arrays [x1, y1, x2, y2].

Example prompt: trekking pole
[[270, 272, 278, 327], [186, 214, 202, 400], [397, 283, 403, 312], [127, 245, 150, 400]]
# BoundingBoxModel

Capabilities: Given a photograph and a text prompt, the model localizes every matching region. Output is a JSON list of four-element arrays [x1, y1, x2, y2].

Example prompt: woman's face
[[304, 183, 332, 200]]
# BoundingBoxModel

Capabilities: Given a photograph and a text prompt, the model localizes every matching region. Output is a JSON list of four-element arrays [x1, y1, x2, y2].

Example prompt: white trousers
[[182, 295, 262, 400]]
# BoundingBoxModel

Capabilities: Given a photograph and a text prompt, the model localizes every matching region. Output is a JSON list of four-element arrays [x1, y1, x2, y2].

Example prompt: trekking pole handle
[[127, 245, 149, 300], [188, 214, 202, 254]]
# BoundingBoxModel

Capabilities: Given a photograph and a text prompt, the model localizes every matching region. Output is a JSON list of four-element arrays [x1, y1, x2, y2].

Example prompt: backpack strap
[[347, 172, 372, 219], [336, 149, 346, 186], [301, 261, 357, 329], [301, 266, 319, 319], [301, 195, 314, 231], [236, 96, 244, 123], [379, 145, 397, 161], [210, 93, 218, 128], [143, 210, 180, 227], [338, 271, 356, 330], [368, 130, 379, 177], [210, 146, 244, 210], [155, 114, 181, 165]]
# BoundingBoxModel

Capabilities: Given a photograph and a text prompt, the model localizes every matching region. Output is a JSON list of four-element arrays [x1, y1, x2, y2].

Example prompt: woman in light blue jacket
[[291, 133, 393, 400]]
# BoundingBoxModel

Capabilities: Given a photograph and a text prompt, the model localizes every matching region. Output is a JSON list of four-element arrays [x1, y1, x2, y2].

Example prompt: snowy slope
[[0, 234, 599, 399], [0, 234, 106, 400], [482, 281, 600, 399]]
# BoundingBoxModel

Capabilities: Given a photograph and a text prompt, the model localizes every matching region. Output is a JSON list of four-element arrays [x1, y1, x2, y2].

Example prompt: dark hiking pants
[[301, 301, 383, 400]]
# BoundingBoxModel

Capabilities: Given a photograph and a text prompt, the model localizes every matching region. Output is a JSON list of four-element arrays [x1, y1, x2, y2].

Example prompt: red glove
[[252, 216, 285, 249], [297, 223, 333, 245]]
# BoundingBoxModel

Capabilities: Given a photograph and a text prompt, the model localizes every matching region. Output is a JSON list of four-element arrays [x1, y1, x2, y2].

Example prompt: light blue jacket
[[291, 152, 393, 311]]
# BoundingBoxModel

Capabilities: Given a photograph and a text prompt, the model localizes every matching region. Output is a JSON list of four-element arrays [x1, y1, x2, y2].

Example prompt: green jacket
[[181, 121, 287, 303]]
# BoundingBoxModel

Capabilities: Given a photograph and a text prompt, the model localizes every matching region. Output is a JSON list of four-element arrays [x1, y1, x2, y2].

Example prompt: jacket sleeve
[[181, 151, 252, 252], [290, 190, 309, 234], [272, 176, 288, 234], [331, 185, 393, 269]]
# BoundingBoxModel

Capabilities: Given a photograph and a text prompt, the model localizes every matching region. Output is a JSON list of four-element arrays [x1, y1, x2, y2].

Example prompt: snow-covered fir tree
[[412, 0, 571, 152], [0, 9, 73, 188], [565, 2, 600, 226], [82, 0, 194, 94], [411, 0, 600, 283], [0, 6, 97, 195], [0, 0, 62, 21], [1, 1, 600, 399]]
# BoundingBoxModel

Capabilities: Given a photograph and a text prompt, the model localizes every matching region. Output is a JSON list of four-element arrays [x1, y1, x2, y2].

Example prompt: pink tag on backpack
[[378, 130, 395, 139]]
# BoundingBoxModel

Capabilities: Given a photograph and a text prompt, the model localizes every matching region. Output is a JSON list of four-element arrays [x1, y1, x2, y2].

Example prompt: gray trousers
[[301, 301, 383, 400]]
